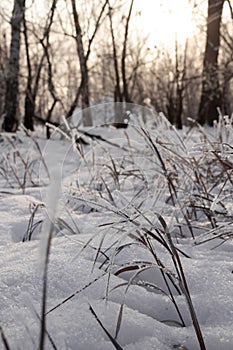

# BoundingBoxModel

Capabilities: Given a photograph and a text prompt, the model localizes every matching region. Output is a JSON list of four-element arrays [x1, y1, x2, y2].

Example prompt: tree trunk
[[23, 14, 34, 131], [108, 3, 122, 103], [198, 0, 224, 126], [66, 1, 108, 125], [0, 33, 8, 118], [108, 0, 134, 126], [121, 0, 134, 103], [23, 0, 58, 132], [107, 2, 124, 126], [4, 0, 26, 132], [71, 0, 92, 126]]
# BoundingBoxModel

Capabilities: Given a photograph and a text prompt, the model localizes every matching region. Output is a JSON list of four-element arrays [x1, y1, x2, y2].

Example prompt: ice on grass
[[38, 176, 61, 273], [1, 116, 233, 350]]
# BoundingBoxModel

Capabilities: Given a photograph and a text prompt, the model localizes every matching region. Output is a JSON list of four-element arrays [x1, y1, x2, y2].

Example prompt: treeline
[[0, 0, 233, 133]]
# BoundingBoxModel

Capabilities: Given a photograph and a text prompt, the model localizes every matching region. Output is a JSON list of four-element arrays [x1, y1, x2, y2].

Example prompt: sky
[[134, 0, 198, 47], [0, 0, 202, 49]]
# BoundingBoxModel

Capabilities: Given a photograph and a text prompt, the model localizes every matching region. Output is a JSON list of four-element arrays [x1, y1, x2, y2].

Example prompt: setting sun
[[135, 0, 196, 47]]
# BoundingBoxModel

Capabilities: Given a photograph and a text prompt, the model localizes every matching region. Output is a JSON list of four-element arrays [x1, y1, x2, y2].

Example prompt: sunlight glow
[[135, 0, 196, 48]]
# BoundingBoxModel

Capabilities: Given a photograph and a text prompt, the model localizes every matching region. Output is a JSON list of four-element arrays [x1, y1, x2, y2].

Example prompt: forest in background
[[0, 0, 233, 133]]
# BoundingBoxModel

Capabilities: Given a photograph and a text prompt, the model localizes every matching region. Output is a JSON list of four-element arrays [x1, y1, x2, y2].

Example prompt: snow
[[39, 176, 60, 273], [0, 109, 233, 349]]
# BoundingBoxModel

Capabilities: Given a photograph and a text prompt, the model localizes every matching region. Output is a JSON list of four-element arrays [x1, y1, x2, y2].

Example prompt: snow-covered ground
[[0, 109, 233, 350]]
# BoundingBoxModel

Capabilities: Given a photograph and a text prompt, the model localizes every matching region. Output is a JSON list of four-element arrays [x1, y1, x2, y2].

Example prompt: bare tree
[[198, 0, 224, 125], [23, 0, 59, 132], [71, 0, 91, 126], [107, 0, 135, 126], [165, 39, 189, 129], [219, 22, 233, 116], [0, 31, 8, 119], [68, 0, 108, 126], [107, 2, 122, 104], [3, 0, 26, 132], [121, 0, 134, 103]]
